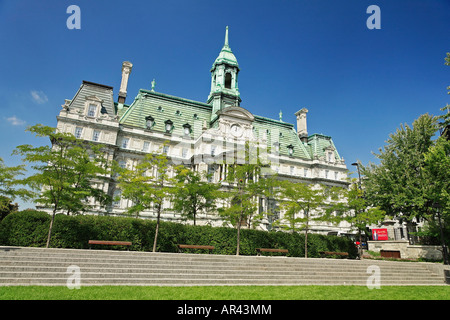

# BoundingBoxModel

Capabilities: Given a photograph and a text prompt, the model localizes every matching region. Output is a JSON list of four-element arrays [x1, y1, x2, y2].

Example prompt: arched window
[[225, 73, 232, 89]]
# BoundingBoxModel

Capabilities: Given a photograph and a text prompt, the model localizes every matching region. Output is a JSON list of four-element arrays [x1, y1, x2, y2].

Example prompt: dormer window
[[87, 104, 97, 117], [287, 144, 294, 156], [327, 151, 335, 163], [175, 110, 181, 116], [183, 123, 191, 136], [164, 120, 173, 133], [145, 116, 154, 130]]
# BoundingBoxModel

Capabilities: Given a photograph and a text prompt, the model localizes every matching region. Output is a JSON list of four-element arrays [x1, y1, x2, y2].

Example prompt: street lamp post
[[433, 202, 449, 265], [351, 162, 362, 190]]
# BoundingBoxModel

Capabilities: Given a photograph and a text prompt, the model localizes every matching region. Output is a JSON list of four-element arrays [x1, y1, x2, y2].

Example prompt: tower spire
[[224, 26, 229, 48], [208, 26, 241, 119]]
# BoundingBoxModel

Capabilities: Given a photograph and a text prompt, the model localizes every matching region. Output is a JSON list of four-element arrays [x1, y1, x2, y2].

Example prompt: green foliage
[[217, 142, 278, 255], [0, 210, 357, 258], [327, 181, 385, 236], [361, 114, 439, 221], [0, 209, 50, 247], [0, 157, 32, 201], [114, 143, 173, 252], [422, 137, 450, 215], [274, 180, 329, 258], [0, 196, 19, 222], [12, 124, 112, 248], [172, 166, 220, 225]]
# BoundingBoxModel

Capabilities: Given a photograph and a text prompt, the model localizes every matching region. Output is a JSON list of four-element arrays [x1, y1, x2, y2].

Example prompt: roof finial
[[224, 26, 229, 48]]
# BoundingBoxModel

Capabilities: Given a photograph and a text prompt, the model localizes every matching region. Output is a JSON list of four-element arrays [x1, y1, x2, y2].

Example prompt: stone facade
[[52, 27, 352, 234]]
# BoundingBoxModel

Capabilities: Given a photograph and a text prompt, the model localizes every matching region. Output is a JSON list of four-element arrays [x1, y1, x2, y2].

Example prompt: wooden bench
[[177, 244, 215, 253], [319, 251, 349, 258], [256, 248, 289, 256], [88, 240, 132, 250]]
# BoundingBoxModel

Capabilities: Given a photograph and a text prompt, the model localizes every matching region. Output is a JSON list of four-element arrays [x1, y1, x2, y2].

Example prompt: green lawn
[[1, 285, 450, 300]]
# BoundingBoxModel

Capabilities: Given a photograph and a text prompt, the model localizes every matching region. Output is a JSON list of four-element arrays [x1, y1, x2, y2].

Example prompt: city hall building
[[54, 27, 351, 234]]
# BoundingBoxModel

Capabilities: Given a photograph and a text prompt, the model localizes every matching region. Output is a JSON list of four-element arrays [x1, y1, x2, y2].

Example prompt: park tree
[[326, 180, 385, 257], [421, 136, 450, 247], [218, 142, 272, 255], [115, 146, 172, 252], [219, 163, 259, 255], [172, 166, 220, 225], [275, 180, 327, 258], [58, 143, 112, 216], [360, 114, 438, 223], [13, 124, 111, 248], [437, 53, 450, 136], [0, 156, 31, 221], [422, 137, 450, 213]]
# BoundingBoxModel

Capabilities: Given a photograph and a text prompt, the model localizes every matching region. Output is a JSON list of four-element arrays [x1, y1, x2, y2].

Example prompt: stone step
[[0, 247, 434, 268], [0, 264, 437, 276], [0, 252, 434, 272], [0, 246, 446, 286]]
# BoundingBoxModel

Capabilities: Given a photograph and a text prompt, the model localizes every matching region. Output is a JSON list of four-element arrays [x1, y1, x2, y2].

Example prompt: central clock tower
[[207, 26, 241, 122]]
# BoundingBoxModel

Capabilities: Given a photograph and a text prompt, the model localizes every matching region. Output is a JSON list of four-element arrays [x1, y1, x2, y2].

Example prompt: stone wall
[[368, 240, 443, 261]]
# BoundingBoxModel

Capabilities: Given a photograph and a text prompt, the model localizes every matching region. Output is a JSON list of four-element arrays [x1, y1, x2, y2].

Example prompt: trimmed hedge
[[0, 210, 358, 258]]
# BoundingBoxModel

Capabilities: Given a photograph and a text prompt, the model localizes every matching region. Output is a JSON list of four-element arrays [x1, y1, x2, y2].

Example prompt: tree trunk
[[153, 206, 161, 252], [304, 228, 308, 258], [46, 208, 57, 248], [236, 213, 242, 256]]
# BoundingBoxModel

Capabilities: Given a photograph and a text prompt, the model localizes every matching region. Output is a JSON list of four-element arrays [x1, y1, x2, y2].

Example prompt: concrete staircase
[[0, 246, 447, 286]]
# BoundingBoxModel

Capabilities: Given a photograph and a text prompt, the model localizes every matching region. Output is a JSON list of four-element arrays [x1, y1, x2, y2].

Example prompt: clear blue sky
[[0, 0, 449, 209]]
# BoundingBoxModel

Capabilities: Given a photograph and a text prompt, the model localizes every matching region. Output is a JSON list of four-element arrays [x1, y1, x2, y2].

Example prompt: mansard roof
[[67, 80, 116, 116], [307, 133, 342, 161], [119, 89, 211, 138], [117, 87, 341, 161]]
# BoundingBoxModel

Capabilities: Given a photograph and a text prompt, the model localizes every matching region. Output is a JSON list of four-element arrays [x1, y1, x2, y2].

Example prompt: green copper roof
[[118, 89, 342, 162], [307, 134, 342, 161], [212, 26, 239, 70], [252, 116, 312, 159], [119, 90, 211, 138]]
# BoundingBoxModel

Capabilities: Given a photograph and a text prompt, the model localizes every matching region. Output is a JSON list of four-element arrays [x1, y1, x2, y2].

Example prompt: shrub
[[0, 209, 50, 247], [0, 211, 357, 258]]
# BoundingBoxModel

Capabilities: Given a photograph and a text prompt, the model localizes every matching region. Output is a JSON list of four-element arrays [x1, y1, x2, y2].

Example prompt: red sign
[[372, 228, 388, 241]]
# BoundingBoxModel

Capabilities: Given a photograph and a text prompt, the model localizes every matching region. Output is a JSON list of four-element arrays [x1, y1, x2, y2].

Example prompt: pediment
[[217, 106, 255, 122]]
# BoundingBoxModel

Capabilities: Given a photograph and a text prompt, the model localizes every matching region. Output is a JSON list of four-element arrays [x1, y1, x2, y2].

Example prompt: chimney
[[118, 61, 133, 104], [295, 108, 308, 143]]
